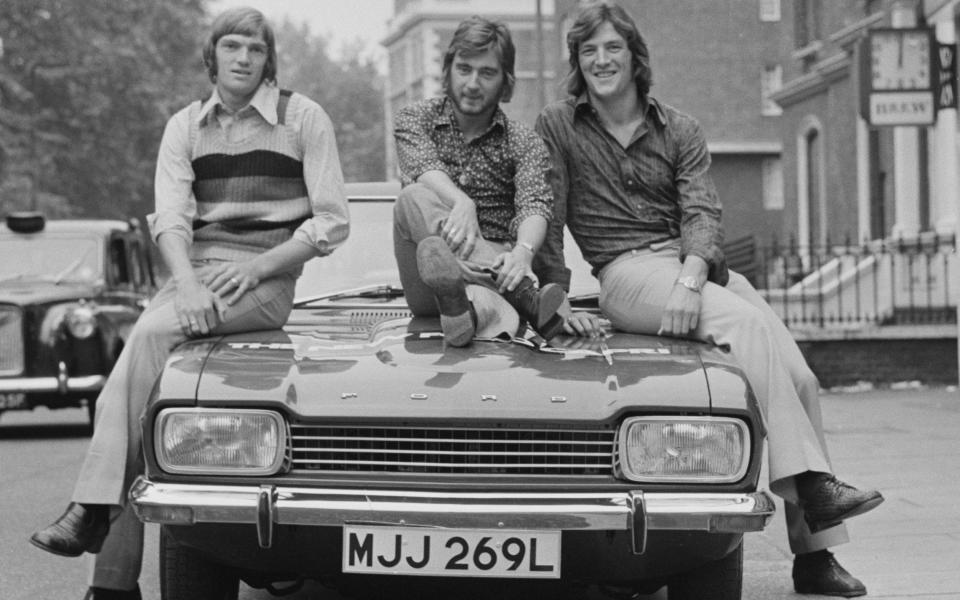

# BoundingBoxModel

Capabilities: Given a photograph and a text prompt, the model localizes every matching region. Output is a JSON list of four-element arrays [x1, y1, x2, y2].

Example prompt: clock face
[[870, 30, 931, 90]]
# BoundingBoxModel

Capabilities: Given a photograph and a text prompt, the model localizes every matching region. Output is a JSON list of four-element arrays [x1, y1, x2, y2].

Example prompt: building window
[[761, 64, 783, 116], [794, 0, 822, 48], [762, 158, 784, 210], [760, 0, 781, 22]]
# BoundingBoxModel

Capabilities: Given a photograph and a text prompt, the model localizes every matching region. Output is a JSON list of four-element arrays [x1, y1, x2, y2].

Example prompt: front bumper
[[0, 372, 105, 395], [130, 476, 775, 555]]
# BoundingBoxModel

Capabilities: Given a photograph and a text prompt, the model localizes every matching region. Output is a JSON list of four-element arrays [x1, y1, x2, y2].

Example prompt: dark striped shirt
[[534, 95, 728, 289]]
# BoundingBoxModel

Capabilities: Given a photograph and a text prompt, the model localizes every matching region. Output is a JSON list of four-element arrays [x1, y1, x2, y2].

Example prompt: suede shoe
[[30, 502, 110, 557], [417, 237, 474, 347], [796, 472, 884, 533], [83, 585, 142, 600], [793, 550, 866, 597], [500, 277, 566, 341]]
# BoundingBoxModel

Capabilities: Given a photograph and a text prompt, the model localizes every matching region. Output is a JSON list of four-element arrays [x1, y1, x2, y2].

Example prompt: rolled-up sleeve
[[508, 126, 553, 238], [148, 108, 196, 246], [293, 103, 350, 256], [393, 105, 446, 185], [674, 120, 728, 285]]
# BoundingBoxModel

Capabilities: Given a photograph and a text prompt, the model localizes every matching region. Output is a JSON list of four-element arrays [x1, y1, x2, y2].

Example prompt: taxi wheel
[[667, 541, 742, 600], [160, 526, 240, 600]]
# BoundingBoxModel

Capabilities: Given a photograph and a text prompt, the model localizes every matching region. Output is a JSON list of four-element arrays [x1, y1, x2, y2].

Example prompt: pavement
[[743, 385, 960, 599], [3, 385, 958, 599]]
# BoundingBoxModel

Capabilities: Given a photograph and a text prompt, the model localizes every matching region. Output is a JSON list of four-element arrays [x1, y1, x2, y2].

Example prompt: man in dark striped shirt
[[535, 3, 882, 597]]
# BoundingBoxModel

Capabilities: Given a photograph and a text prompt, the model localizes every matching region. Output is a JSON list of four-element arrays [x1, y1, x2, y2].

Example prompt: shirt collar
[[197, 82, 280, 127], [574, 93, 667, 127], [433, 96, 507, 135]]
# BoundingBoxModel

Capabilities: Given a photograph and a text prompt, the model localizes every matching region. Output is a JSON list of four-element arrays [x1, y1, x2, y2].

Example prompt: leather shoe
[[796, 472, 884, 533], [30, 502, 110, 557], [499, 277, 566, 341], [417, 237, 474, 346], [793, 550, 866, 597]]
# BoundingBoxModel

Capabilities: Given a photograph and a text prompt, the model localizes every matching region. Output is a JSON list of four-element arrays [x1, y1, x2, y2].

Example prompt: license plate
[[0, 393, 26, 410], [342, 525, 561, 578]]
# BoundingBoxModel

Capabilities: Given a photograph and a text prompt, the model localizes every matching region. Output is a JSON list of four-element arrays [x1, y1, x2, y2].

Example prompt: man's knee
[[395, 183, 435, 214]]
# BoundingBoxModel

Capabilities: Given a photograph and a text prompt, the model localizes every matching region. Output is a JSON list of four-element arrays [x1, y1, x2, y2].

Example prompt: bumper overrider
[[129, 477, 775, 555]]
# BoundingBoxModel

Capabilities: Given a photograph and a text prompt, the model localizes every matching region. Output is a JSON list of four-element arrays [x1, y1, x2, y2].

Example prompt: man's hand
[[658, 284, 701, 337], [205, 261, 261, 306], [557, 298, 603, 337], [442, 199, 481, 259], [491, 246, 534, 292], [174, 278, 228, 337]]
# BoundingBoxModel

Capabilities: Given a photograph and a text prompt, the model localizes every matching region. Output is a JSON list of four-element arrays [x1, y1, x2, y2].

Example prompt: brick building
[[771, 0, 959, 249]]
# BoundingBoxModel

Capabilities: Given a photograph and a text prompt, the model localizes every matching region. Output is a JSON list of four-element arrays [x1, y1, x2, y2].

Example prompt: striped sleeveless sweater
[[188, 90, 311, 262]]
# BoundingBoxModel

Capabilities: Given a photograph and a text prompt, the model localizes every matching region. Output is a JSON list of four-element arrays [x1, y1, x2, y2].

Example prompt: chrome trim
[[0, 375, 106, 393], [130, 477, 775, 554]]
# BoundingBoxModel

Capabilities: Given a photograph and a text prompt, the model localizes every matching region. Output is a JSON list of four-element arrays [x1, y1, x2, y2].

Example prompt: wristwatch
[[675, 276, 702, 293]]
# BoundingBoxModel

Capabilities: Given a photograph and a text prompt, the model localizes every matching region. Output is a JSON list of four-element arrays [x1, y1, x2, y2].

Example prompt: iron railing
[[725, 233, 957, 329]]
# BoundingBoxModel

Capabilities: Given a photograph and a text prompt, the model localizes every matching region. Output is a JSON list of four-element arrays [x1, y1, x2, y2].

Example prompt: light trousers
[[598, 247, 849, 554], [72, 263, 296, 589], [393, 183, 518, 319]]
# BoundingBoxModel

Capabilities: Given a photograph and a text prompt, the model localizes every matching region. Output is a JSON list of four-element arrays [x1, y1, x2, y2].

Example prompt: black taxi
[[0, 212, 156, 429]]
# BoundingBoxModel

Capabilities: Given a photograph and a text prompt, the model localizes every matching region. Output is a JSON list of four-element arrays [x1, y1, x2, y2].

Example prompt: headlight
[[155, 408, 287, 475], [66, 305, 96, 339], [618, 416, 749, 483]]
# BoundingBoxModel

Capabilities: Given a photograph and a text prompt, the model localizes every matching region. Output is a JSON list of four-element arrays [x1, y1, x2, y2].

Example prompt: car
[[0, 212, 157, 430], [129, 182, 774, 600]]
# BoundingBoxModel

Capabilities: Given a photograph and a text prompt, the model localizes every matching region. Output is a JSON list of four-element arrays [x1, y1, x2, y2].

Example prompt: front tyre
[[667, 541, 742, 600], [160, 526, 240, 600]]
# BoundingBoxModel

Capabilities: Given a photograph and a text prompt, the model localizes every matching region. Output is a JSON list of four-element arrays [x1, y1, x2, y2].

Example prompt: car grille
[[0, 306, 24, 375], [289, 424, 616, 476]]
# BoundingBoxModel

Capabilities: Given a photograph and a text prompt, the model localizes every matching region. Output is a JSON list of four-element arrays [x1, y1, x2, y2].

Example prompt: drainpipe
[[890, 2, 922, 238]]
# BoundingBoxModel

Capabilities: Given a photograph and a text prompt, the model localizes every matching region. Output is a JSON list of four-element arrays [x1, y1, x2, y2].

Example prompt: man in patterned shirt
[[535, 3, 882, 597], [393, 16, 569, 346]]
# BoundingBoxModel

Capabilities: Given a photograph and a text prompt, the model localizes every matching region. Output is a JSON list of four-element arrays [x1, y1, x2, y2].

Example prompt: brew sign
[[860, 28, 938, 126]]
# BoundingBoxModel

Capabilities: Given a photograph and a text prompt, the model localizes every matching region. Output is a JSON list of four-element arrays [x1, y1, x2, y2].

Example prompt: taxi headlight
[[66, 305, 96, 339], [155, 408, 287, 475], [618, 417, 749, 483]]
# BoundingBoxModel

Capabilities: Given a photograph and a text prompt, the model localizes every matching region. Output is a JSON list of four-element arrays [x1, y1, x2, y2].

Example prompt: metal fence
[[727, 233, 958, 329]]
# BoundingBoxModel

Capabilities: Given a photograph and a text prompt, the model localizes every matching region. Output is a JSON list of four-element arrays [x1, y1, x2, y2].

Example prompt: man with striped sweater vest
[[30, 8, 349, 599]]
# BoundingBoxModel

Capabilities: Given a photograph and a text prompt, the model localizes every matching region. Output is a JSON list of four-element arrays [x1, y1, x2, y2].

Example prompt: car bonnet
[[156, 317, 750, 422]]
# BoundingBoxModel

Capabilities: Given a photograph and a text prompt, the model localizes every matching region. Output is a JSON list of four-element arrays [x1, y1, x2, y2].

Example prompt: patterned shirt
[[534, 95, 728, 289], [394, 97, 552, 242]]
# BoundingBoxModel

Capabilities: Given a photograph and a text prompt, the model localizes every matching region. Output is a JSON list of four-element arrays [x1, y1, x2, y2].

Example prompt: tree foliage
[[0, 0, 209, 221], [0, 2, 386, 224], [274, 21, 386, 183]]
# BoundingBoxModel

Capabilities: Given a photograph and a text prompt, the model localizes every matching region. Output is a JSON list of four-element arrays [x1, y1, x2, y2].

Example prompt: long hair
[[564, 2, 652, 99], [201, 7, 278, 85], [441, 16, 516, 103]]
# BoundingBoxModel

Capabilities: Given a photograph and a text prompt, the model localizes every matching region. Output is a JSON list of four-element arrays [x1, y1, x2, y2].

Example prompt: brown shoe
[[30, 502, 110, 557], [500, 277, 566, 341], [417, 237, 474, 347], [793, 550, 866, 597], [796, 472, 884, 533]]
